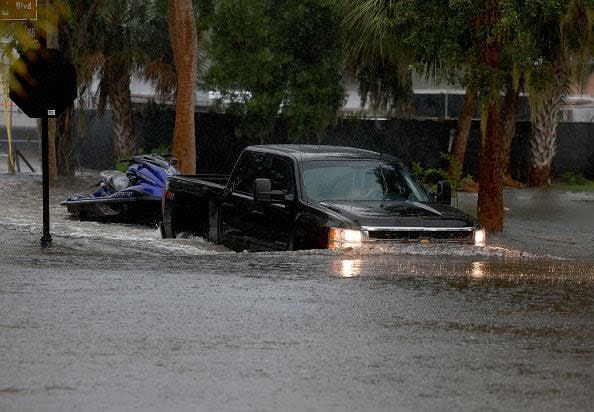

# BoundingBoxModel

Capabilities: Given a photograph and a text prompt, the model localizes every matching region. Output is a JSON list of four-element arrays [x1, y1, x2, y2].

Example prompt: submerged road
[[0, 173, 593, 411]]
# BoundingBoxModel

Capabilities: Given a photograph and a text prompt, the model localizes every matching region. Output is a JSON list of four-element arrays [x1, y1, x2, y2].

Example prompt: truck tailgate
[[166, 175, 228, 197]]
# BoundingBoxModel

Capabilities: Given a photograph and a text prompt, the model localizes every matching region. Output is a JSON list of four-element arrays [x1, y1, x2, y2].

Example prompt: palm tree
[[81, 0, 176, 159], [523, 0, 593, 186], [527, 57, 569, 186], [338, 0, 416, 117], [167, 0, 198, 174]]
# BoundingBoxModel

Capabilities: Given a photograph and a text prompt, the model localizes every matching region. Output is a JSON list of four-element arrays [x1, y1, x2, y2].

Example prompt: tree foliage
[[338, 0, 594, 230], [83, 1, 154, 100], [204, 0, 345, 140], [338, 0, 414, 115], [339, 0, 514, 231]]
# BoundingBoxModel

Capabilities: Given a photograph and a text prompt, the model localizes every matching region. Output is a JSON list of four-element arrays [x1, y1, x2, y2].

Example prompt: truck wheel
[[207, 207, 222, 244], [216, 219, 222, 244]]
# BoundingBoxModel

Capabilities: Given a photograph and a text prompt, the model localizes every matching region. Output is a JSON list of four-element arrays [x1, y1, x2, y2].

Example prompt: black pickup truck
[[161, 145, 486, 251]]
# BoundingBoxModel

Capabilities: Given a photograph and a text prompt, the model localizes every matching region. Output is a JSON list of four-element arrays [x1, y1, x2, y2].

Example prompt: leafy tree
[[204, 0, 345, 140], [339, 0, 512, 231]]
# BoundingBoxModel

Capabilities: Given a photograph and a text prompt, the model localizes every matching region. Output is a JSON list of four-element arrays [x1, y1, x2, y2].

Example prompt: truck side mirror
[[436, 180, 451, 204], [254, 178, 293, 204], [254, 178, 272, 203]]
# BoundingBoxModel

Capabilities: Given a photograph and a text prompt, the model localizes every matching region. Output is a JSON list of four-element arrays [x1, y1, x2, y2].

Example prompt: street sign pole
[[40, 114, 51, 245], [6, 2, 76, 247]]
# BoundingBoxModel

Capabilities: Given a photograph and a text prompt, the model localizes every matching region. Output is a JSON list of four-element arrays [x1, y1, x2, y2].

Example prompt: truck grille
[[363, 227, 473, 243]]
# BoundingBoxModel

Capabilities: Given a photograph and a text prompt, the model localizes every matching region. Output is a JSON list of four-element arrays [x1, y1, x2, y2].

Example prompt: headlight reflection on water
[[333, 259, 363, 278], [328, 255, 593, 283], [471, 261, 486, 278]]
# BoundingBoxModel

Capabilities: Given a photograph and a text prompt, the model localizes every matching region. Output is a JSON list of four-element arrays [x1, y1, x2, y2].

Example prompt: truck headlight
[[328, 227, 362, 249], [473, 228, 486, 247]]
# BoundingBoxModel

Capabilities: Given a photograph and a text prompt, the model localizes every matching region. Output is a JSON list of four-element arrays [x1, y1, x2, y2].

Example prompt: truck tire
[[207, 202, 221, 243]]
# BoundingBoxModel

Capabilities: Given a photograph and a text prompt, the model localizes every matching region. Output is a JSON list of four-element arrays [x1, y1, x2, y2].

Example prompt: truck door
[[220, 151, 261, 251], [250, 155, 295, 251], [220, 151, 295, 251]]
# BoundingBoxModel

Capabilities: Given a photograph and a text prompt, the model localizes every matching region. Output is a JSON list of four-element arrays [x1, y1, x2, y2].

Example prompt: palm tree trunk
[[500, 78, 520, 179], [529, 104, 557, 186], [476, 0, 504, 232], [477, 102, 504, 232], [47, 118, 58, 184], [55, 3, 78, 177], [109, 69, 136, 158], [56, 107, 76, 176], [448, 86, 476, 181], [46, 14, 59, 184], [168, 0, 198, 174], [529, 59, 567, 187]]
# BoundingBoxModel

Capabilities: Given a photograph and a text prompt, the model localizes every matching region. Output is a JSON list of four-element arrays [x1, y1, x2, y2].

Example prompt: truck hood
[[318, 200, 477, 228]]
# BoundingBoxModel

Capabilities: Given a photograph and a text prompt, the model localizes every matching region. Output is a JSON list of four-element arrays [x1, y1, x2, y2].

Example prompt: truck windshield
[[302, 160, 430, 203]]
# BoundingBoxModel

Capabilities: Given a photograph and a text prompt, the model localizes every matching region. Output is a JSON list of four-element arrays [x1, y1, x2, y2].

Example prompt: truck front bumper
[[328, 226, 486, 249]]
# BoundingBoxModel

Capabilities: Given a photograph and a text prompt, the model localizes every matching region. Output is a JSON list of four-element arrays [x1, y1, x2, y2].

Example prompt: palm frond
[[80, 51, 106, 85], [142, 61, 177, 100]]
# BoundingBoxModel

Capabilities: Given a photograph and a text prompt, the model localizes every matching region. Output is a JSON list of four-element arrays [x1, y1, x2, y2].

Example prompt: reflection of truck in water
[[161, 145, 486, 251]]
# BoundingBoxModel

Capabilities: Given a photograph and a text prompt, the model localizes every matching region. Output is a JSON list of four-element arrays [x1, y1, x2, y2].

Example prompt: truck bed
[[161, 174, 230, 240]]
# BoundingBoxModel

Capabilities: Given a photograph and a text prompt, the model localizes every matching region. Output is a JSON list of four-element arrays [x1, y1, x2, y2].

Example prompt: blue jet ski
[[62, 155, 180, 224]]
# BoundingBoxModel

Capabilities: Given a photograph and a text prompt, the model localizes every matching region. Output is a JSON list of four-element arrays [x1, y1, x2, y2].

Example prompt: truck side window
[[231, 152, 266, 195], [264, 156, 293, 193], [230, 152, 293, 195]]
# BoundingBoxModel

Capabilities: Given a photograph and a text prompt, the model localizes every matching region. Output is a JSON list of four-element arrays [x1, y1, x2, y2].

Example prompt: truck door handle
[[222, 202, 234, 209], [250, 210, 265, 218]]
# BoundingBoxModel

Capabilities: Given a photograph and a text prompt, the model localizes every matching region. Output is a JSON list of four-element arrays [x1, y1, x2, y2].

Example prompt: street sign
[[8, 47, 77, 118], [0, 1, 37, 21]]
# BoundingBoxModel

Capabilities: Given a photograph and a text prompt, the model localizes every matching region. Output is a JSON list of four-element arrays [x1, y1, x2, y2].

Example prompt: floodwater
[[0, 171, 593, 411]]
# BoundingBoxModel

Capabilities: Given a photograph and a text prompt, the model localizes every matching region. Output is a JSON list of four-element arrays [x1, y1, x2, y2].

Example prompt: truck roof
[[246, 144, 400, 163]]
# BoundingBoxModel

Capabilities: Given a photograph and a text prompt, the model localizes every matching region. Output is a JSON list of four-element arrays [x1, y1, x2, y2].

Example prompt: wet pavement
[[0, 170, 593, 411]]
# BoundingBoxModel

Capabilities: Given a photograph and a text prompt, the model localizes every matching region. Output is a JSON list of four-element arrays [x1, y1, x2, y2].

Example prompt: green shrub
[[412, 153, 474, 193], [412, 162, 447, 191], [558, 171, 589, 186]]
